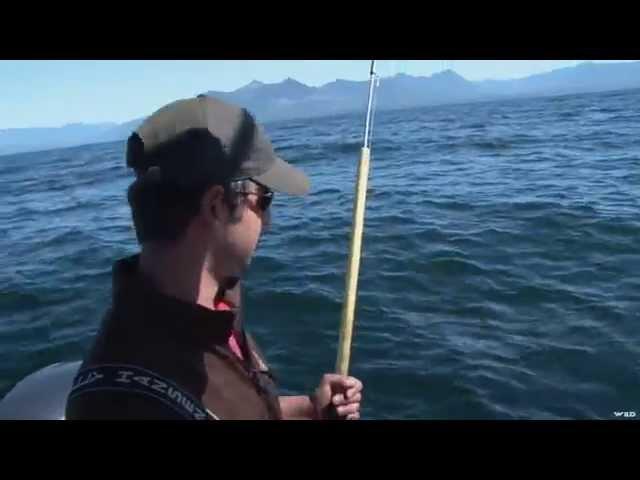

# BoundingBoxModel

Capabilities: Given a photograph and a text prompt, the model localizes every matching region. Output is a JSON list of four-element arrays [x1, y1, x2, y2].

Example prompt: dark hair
[[126, 131, 242, 245]]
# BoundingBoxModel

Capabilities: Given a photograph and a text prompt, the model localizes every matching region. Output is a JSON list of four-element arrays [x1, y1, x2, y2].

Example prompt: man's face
[[209, 180, 273, 279]]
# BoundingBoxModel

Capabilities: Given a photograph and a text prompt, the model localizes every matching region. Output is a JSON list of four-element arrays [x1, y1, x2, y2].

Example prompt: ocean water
[[1, 88, 639, 419]]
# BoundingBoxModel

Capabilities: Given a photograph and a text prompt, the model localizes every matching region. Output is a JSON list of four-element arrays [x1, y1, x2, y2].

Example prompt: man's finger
[[323, 374, 357, 389], [332, 394, 346, 406], [346, 413, 360, 420], [346, 385, 363, 399], [337, 403, 360, 417], [344, 393, 362, 404]]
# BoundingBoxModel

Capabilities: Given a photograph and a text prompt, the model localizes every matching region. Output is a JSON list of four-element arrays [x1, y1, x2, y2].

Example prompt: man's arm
[[279, 395, 317, 420]]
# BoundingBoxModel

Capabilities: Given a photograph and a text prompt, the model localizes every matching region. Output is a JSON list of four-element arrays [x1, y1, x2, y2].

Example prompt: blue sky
[[0, 60, 631, 129]]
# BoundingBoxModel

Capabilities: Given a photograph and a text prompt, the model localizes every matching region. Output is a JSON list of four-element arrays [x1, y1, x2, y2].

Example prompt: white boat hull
[[0, 361, 81, 420]]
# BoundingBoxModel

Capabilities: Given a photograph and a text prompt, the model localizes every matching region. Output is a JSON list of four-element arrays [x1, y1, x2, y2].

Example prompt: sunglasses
[[232, 179, 274, 212]]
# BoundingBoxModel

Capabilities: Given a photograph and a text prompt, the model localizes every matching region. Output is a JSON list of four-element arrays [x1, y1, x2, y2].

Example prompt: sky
[[0, 60, 632, 129]]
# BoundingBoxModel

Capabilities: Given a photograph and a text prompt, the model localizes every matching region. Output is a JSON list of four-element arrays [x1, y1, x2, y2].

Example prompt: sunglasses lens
[[260, 194, 273, 211]]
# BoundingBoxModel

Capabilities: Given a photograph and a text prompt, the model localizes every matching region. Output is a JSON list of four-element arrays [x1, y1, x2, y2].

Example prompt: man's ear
[[201, 184, 226, 223]]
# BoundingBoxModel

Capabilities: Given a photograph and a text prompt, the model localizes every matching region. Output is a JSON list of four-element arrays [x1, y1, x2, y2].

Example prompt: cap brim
[[252, 157, 310, 196]]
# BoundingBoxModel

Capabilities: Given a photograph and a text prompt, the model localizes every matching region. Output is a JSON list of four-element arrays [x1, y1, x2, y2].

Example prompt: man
[[65, 95, 363, 420]]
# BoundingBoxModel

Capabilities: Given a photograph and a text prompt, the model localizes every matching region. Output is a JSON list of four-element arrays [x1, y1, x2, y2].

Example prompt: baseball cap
[[125, 95, 310, 195]]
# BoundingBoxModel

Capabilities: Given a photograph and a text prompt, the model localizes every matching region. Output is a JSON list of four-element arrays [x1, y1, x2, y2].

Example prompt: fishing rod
[[336, 60, 379, 376]]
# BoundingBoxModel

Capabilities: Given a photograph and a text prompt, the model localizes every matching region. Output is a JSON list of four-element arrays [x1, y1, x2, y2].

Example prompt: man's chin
[[220, 258, 252, 287], [221, 275, 241, 291]]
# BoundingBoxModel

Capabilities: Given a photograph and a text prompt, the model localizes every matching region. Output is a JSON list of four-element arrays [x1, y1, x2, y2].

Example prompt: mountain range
[[2, 61, 640, 156]]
